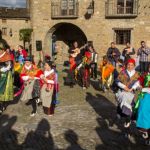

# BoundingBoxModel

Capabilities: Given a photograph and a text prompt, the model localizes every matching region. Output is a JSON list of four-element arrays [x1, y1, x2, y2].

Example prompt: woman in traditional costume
[[20, 57, 43, 116], [135, 65, 150, 145], [40, 61, 57, 116], [0, 46, 13, 113], [115, 59, 140, 135]]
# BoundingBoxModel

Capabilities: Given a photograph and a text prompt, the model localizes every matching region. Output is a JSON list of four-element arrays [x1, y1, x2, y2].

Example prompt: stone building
[[0, 0, 150, 63]]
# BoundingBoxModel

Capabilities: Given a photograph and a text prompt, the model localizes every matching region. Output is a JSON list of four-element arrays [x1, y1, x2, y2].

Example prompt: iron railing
[[51, 1, 79, 19], [105, 0, 138, 18]]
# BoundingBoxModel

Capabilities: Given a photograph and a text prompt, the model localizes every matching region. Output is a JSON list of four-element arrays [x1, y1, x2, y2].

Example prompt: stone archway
[[44, 22, 87, 64]]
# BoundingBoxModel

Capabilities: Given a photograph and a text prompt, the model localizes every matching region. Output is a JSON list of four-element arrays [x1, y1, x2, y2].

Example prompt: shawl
[[0, 52, 12, 63]]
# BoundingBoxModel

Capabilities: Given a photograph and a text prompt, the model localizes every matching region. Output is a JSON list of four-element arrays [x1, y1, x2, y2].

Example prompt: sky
[[0, 0, 26, 8]]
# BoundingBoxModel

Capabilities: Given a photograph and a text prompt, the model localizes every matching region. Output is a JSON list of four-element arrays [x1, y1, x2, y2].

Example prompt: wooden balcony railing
[[105, 0, 138, 18], [51, 1, 79, 19]]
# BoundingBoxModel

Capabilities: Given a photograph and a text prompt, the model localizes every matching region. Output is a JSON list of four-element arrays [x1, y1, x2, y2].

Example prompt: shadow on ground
[[0, 115, 85, 150], [86, 92, 149, 150]]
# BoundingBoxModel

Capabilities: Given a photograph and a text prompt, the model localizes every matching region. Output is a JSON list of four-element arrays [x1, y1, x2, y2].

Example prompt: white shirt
[[40, 69, 55, 84]]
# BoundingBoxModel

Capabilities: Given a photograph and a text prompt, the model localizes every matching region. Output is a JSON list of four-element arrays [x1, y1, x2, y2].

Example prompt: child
[[99, 55, 114, 92]]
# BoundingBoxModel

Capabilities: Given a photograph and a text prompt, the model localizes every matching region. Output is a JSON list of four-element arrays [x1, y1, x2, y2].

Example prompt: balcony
[[105, 0, 138, 18], [51, 1, 79, 19]]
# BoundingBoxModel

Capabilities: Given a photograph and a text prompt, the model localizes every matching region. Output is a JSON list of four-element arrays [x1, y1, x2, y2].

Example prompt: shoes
[[36, 98, 40, 104], [124, 121, 131, 128], [145, 139, 150, 145], [83, 87, 87, 90], [30, 112, 37, 117]]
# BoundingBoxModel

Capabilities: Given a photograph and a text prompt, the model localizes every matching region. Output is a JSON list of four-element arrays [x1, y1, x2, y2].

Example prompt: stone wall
[[0, 19, 31, 49], [1, 0, 150, 63]]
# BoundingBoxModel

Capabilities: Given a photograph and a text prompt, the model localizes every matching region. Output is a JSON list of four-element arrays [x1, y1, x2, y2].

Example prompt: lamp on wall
[[87, 0, 94, 15], [9, 28, 13, 37]]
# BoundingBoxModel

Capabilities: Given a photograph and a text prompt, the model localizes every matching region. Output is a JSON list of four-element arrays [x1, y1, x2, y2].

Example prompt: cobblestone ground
[[0, 65, 149, 150]]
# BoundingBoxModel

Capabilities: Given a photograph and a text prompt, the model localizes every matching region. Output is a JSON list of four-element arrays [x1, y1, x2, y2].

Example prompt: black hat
[[46, 60, 53, 67]]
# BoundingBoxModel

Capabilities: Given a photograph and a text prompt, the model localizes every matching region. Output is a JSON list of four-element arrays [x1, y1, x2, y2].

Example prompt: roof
[[0, 7, 30, 19]]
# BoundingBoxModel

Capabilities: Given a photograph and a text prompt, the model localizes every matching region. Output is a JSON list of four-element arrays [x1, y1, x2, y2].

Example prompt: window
[[117, 0, 133, 14], [61, 0, 75, 15], [114, 29, 131, 45], [2, 27, 7, 35]]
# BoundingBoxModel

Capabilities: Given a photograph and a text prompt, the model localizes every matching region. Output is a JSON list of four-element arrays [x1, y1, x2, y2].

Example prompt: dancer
[[40, 61, 58, 116], [0, 46, 13, 113], [20, 57, 42, 116]]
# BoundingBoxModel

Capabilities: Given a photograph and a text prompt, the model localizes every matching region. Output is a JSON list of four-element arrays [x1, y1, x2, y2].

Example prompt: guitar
[[70, 44, 88, 58]]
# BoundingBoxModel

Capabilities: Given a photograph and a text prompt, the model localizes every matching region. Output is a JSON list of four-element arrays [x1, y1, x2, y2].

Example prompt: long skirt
[[0, 71, 13, 102], [136, 93, 150, 130], [20, 79, 40, 102], [116, 91, 135, 117], [40, 84, 54, 115]]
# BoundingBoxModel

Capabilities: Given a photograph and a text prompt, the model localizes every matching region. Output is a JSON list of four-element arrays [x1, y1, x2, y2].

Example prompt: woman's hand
[[43, 77, 48, 83], [124, 86, 130, 92], [28, 76, 34, 80]]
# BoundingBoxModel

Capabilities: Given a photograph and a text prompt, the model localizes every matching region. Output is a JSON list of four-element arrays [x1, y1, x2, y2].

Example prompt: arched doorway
[[44, 23, 87, 64]]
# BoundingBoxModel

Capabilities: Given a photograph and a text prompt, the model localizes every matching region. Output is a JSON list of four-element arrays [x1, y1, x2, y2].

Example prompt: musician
[[107, 42, 121, 67], [68, 41, 80, 88], [89, 45, 98, 80], [122, 42, 135, 63]]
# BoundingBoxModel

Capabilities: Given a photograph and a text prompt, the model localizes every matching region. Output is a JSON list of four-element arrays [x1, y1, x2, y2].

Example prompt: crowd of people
[[0, 39, 150, 145], [68, 40, 150, 145], [0, 44, 59, 117]]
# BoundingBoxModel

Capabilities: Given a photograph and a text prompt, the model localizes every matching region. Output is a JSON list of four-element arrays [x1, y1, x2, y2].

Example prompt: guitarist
[[68, 41, 87, 87], [68, 41, 79, 87]]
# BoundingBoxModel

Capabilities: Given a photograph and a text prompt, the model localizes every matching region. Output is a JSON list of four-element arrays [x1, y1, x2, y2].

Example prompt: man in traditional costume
[[0, 46, 13, 113], [76, 47, 92, 89], [89, 45, 98, 80], [20, 57, 43, 116], [40, 61, 58, 116], [115, 58, 140, 136], [68, 41, 80, 87]]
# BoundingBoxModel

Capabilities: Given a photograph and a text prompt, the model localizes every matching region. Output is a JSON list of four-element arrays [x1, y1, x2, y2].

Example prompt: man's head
[[111, 42, 116, 48], [126, 42, 131, 48], [141, 41, 146, 48], [103, 55, 108, 65], [73, 41, 78, 48]]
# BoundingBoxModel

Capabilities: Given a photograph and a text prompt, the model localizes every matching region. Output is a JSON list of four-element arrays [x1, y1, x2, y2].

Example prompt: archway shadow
[[85, 92, 147, 149]]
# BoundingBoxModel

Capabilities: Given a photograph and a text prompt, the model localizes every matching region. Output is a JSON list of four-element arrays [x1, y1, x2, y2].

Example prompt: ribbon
[[144, 74, 150, 87], [134, 92, 145, 112]]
